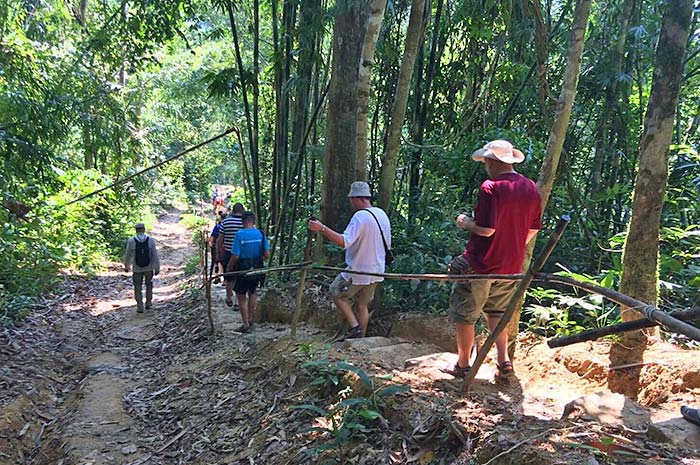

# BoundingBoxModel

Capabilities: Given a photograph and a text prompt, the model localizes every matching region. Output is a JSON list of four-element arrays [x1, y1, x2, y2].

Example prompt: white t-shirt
[[341, 207, 392, 285]]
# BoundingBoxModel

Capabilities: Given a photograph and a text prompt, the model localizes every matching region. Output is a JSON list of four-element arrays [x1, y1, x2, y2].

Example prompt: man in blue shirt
[[227, 212, 270, 333]]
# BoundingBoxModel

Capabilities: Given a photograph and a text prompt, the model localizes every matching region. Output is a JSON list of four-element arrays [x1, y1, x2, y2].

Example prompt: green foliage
[[295, 356, 409, 463], [1, 169, 146, 324], [524, 271, 622, 338]]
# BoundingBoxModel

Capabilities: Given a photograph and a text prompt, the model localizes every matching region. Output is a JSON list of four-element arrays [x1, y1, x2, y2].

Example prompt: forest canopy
[[1, 0, 699, 337]]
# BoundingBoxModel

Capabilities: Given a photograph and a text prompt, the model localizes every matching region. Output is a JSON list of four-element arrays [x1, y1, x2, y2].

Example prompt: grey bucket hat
[[347, 181, 372, 198]]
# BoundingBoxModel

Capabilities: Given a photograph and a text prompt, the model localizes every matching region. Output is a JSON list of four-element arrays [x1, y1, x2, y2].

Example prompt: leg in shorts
[[234, 276, 260, 295], [449, 279, 517, 325], [329, 274, 378, 306]]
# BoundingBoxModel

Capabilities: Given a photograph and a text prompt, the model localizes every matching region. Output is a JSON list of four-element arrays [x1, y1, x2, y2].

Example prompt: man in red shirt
[[445, 140, 541, 379]]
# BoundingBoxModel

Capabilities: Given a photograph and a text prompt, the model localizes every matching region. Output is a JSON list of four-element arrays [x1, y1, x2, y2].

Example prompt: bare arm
[[308, 220, 345, 248], [526, 229, 539, 244], [215, 232, 224, 253], [227, 255, 238, 271], [456, 214, 495, 237], [124, 238, 134, 271]]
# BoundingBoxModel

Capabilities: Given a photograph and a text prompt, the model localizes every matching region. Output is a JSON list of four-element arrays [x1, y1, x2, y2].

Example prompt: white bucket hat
[[347, 181, 372, 198], [472, 140, 525, 164]]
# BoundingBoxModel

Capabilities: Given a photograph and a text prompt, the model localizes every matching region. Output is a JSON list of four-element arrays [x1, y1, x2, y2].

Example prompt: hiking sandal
[[440, 362, 471, 379], [495, 361, 514, 379], [225, 298, 233, 307], [235, 325, 250, 334]]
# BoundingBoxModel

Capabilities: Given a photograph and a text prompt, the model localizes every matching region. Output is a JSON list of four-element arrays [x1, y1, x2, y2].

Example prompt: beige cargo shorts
[[449, 278, 517, 325], [329, 274, 378, 306]]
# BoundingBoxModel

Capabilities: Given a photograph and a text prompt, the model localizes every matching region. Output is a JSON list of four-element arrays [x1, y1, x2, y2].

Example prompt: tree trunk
[[507, 0, 592, 359], [225, 0, 261, 222], [618, 0, 693, 343], [589, 0, 634, 229], [321, 0, 369, 233], [377, 0, 427, 212], [291, 0, 320, 155], [409, 0, 442, 227], [354, 0, 387, 181]]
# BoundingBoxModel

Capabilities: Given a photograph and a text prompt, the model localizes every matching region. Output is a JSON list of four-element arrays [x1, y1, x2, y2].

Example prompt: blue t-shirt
[[210, 223, 222, 238], [231, 228, 269, 259]]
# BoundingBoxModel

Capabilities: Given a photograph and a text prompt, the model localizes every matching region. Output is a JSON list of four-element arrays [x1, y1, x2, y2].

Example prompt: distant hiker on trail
[[214, 193, 225, 214], [444, 140, 541, 379], [208, 211, 227, 283], [308, 181, 392, 339], [217, 203, 245, 306], [227, 211, 270, 333], [124, 222, 161, 313]]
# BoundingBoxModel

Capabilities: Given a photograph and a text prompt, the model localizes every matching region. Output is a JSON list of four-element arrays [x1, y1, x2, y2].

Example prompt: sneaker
[[145, 302, 152, 310], [136, 307, 144, 314], [345, 325, 363, 339]]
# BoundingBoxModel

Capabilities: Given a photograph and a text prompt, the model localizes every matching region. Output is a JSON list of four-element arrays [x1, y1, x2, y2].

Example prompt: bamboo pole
[[291, 230, 316, 337], [206, 276, 214, 334], [462, 215, 571, 388], [61, 127, 237, 207], [310, 265, 524, 282], [547, 307, 700, 348], [535, 273, 700, 343]]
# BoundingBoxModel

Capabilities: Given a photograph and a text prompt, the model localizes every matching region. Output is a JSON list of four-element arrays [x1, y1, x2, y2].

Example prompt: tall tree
[[618, 0, 693, 343], [377, 0, 428, 212], [355, 0, 387, 181], [507, 0, 593, 358], [321, 0, 369, 233]]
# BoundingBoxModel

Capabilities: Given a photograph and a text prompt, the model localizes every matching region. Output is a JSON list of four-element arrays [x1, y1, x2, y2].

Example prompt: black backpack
[[134, 236, 151, 267]]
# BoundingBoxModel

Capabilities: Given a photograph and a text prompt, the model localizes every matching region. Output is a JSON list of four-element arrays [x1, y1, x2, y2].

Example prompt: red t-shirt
[[464, 172, 542, 274]]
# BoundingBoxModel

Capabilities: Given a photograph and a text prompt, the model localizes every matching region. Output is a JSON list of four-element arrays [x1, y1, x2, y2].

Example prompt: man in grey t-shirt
[[124, 223, 161, 313]]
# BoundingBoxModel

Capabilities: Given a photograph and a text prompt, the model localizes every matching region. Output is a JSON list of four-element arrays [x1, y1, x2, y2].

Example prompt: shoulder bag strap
[[361, 209, 391, 253]]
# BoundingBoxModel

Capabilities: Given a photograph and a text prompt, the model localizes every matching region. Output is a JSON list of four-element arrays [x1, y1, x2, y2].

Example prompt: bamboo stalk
[[310, 265, 524, 282], [61, 127, 236, 207], [547, 307, 700, 348], [462, 215, 571, 388], [206, 276, 214, 334], [535, 273, 700, 342], [291, 231, 315, 337]]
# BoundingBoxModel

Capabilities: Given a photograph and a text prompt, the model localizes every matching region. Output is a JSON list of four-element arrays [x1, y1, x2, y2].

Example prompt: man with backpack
[[308, 181, 392, 339], [124, 222, 161, 313], [226, 212, 270, 333]]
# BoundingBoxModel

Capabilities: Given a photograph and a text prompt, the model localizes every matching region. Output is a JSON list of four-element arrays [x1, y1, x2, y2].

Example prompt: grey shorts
[[449, 279, 517, 325], [329, 274, 378, 306]]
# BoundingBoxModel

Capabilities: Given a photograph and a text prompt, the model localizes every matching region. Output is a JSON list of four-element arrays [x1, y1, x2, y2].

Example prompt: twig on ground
[[156, 426, 191, 453], [483, 427, 564, 465]]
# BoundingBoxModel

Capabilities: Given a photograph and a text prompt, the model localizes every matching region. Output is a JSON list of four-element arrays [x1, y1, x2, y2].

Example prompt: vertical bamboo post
[[291, 228, 315, 337], [462, 215, 570, 388], [206, 276, 214, 334]]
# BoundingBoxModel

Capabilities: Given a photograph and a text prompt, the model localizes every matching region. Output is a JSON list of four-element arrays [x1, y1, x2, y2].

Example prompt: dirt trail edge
[[2, 210, 700, 465]]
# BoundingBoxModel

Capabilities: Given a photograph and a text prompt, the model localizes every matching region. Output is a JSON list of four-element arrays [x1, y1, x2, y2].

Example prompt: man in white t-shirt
[[308, 181, 392, 339]]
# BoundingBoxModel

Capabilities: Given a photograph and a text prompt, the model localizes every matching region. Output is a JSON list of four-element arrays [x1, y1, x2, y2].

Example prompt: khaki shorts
[[330, 274, 378, 306], [449, 279, 517, 325]]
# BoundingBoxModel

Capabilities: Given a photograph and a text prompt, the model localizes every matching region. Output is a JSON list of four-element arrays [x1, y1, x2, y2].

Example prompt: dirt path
[[2, 210, 700, 465]]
